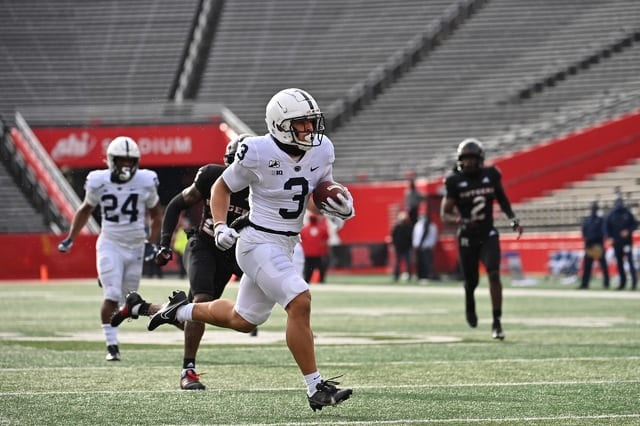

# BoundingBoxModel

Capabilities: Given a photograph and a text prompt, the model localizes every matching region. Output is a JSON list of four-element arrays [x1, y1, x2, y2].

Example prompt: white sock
[[131, 304, 141, 316], [304, 372, 322, 397], [176, 304, 194, 322], [102, 324, 118, 346]]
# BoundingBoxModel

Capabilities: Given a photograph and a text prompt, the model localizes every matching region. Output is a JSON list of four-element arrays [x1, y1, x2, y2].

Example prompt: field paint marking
[[3, 355, 640, 371], [7, 279, 640, 300], [3, 378, 640, 396]]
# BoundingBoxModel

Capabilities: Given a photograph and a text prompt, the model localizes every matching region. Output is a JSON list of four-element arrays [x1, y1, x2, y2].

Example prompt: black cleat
[[492, 320, 505, 340], [105, 345, 120, 361], [148, 290, 188, 331], [466, 308, 478, 328], [308, 376, 352, 412], [110, 292, 146, 327], [180, 369, 206, 390]]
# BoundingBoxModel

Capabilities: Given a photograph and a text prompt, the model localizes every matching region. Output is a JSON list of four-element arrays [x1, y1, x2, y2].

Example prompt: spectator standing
[[405, 178, 425, 225], [391, 211, 414, 282], [172, 217, 190, 279], [605, 197, 638, 290], [412, 212, 438, 283], [579, 202, 609, 289], [57, 136, 162, 361], [300, 213, 330, 283]]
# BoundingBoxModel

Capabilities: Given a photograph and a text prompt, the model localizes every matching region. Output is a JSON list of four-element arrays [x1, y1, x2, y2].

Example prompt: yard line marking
[[2, 379, 639, 396]]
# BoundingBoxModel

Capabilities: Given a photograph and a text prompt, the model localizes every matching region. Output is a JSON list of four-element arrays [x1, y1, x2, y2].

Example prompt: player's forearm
[[210, 178, 232, 226], [160, 194, 188, 246]]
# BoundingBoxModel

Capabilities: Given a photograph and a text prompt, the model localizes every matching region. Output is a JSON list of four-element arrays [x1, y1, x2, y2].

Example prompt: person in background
[[412, 211, 438, 284], [440, 138, 523, 340], [605, 196, 638, 290], [391, 211, 414, 282], [300, 213, 330, 283], [172, 216, 190, 279], [57, 136, 162, 361], [109, 134, 251, 390], [579, 201, 609, 289], [404, 178, 425, 225]]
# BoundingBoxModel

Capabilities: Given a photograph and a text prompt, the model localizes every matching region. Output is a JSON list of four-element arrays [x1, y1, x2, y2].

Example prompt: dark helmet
[[224, 133, 253, 166], [456, 138, 484, 174]]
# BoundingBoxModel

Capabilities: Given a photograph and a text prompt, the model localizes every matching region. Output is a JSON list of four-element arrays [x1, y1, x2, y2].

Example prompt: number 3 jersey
[[221, 134, 335, 234], [84, 169, 160, 247], [443, 165, 514, 237]]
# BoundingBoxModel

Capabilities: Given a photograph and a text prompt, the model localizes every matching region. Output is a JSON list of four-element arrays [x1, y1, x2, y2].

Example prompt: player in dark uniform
[[440, 138, 523, 340], [110, 134, 251, 389]]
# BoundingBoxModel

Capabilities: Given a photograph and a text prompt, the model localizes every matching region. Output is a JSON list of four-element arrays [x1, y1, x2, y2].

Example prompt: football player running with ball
[[441, 138, 523, 340], [110, 134, 251, 390], [58, 136, 163, 361], [147, 88, 355, 411]]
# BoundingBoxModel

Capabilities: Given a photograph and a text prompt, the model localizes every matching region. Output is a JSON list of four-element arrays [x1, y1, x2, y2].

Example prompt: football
[[313, 180, 348, 207]]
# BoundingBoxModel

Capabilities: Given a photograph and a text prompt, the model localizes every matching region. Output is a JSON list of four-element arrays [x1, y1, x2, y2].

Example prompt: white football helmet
[[106, 136, 140, 182], [265, 88, 325, 150]]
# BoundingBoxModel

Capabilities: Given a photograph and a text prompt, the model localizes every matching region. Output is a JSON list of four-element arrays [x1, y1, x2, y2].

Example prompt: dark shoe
[[110, 292, 146, 327], [105, 345, 120, 361], [466, 307, 478, 328], [616, 285, 626, 291], [492, 320, 505, 340], [250, 327, 258, 337], [148, 290, 188, 331], [308, 376, 352, 412], [576, 285, 588, 290], [180, 369, 205, 390]]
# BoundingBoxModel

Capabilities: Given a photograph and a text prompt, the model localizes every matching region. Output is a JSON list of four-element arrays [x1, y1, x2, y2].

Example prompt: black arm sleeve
[[495, 182, 515, 220], [159, 192, 189, 246]]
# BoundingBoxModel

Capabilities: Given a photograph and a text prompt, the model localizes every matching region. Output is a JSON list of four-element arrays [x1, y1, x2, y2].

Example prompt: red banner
[[33, 124, 229, 168]]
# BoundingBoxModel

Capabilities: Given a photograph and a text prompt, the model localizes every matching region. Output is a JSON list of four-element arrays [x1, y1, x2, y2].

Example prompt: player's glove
[[510, 218, 523, 239], [214, 223, 240, 251], [144, 242, 158, 262], [320, 189, 355, 220], [154, 245, 173, 266], [230, 214, 251, 231], [58, 237, 73, 253], [327, 215, 345, 231]]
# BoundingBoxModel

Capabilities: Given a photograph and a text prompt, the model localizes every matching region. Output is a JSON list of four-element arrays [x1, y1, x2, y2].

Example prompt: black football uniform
[[444, 166, 515, 275], [183, 164, 249, 299]]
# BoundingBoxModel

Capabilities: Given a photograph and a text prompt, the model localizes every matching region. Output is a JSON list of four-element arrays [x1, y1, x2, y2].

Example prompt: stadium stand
[[0, 0, 639, 233]]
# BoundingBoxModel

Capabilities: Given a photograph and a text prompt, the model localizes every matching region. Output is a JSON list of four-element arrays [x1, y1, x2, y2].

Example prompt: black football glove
[[510, 218, 523, 239], [230, 214, 251, 231], [154, 245, 173, 266]]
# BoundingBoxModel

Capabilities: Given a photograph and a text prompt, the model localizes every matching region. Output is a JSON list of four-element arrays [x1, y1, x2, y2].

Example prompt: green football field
[[1, 274, 639, 425]]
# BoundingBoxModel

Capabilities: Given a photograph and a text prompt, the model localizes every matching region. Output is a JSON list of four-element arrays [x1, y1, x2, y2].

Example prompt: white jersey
[[84, 169, 160, 247], [222, 134, 335, 233]]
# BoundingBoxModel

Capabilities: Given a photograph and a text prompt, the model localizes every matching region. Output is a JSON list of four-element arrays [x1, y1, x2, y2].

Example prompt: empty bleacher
[[0, 0, 197, 118], [329, 0, 640, 182], [501, 159, 640, 231]]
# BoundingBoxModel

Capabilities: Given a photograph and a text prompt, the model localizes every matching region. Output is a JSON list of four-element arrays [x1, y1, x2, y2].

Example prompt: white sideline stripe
[[2, 379, 639, 397], [200, 414, 640, 425], [10, 279, 640, 300], [2, 355, 640, 370]]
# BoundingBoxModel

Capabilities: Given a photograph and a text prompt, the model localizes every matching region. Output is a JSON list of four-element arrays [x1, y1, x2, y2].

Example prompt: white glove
[[214, 223, 240, 251], [58, 238, 73, 253], [327, 215, 345, 230], [320, 189, 355, 220]]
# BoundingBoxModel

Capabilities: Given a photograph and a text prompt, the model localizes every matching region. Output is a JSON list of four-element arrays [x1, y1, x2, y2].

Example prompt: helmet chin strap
[[272, 137, 306, 156]]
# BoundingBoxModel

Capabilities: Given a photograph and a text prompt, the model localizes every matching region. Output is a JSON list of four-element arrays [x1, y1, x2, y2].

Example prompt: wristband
[[214, 221, 226, 229]]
